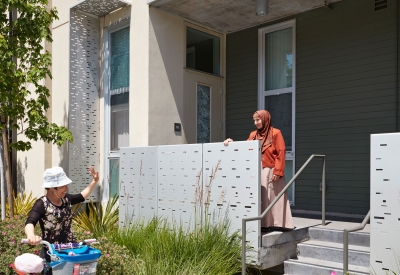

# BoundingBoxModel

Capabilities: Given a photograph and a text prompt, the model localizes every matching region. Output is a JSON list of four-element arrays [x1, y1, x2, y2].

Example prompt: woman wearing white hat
[[24, 166, 99, 274]]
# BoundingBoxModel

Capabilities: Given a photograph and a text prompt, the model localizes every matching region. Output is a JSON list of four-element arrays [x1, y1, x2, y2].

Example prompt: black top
[[26, 193, 85, 244]]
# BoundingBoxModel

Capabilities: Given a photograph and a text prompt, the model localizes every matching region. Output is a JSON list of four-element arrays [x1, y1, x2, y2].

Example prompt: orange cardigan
[[247, 128, 286, 176]]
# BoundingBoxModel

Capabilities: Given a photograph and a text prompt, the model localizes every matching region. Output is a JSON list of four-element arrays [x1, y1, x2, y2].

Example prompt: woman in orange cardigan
[[224, 110, 294, 231]]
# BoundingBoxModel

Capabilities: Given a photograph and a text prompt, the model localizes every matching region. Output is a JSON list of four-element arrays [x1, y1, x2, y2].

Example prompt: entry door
[[184, 70, 223, 144]]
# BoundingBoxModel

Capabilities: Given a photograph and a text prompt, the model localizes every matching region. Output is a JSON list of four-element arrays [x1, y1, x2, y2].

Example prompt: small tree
[[0, 0, 73, 218]]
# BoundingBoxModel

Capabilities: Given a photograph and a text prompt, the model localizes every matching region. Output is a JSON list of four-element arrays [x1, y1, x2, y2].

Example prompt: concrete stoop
[[283, 227, 370, 275], [258, 227, 310, 269]]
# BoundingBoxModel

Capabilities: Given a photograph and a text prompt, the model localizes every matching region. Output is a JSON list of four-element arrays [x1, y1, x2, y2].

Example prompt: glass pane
[[284, 159, 294, 204], [265, 93, 292, 150], [109, 158, 119, 197], [197, 84, 210, 143], [264, 27, 293, 90], [111, 93, 129, 150], [186, 27, 220, 75], [111, 27, 130, 90]]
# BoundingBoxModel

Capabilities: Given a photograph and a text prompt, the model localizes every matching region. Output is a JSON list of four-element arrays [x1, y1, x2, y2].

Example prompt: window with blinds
[[110, 26, 130, 150]]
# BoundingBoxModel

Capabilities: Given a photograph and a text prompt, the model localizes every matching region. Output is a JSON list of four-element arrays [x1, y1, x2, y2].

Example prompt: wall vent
[[375, 0, 388, 11]]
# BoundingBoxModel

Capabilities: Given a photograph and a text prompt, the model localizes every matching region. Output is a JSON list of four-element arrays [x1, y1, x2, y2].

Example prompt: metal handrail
[[241, 154, 326, 275], [343, 210, 370, 273]]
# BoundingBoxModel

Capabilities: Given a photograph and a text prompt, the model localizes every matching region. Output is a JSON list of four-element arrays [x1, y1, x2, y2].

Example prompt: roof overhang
[[71, 0, 131, 18], [148, 0, 342, 33]]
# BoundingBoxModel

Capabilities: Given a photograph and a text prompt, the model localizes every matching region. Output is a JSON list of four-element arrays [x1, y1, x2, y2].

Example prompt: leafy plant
[[5, 191, 37, 218], [0, 215, 41, 275], [73, 227, 136, 275], [72, 195, 119, 237], [0, 0, 73, 218]]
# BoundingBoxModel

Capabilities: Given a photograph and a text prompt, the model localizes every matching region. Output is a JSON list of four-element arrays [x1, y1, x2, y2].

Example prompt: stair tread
[[299, 239, 370, 253], [286, 257, 370, 274], [310, 227, 370, 235]]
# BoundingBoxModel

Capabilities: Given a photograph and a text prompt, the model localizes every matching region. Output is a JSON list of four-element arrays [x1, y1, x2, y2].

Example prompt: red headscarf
[[253, 110, 273, 152]]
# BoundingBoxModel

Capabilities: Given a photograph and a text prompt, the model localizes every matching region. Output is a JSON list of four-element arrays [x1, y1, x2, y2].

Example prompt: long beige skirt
[[261, 167, 294, 228]]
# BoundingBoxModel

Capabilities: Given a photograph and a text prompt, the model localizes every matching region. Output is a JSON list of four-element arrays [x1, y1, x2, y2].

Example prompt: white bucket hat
[[43, 166, 72, 188]]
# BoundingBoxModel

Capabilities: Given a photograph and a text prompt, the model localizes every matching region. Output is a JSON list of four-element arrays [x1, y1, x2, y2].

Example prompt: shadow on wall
[[15, 102, 70, 195], [59, 101, 69, 171], [16, 157, 26, 193]]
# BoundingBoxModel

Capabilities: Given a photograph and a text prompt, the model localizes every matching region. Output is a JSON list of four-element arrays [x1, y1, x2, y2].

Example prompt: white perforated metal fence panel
[[158, 144, 203, 229], [119, 142, 261, 263], [370, 133, 400, 274], [119, 147, 158, 228], [203, 141, 261, 263], [68, 10, 100, 202]]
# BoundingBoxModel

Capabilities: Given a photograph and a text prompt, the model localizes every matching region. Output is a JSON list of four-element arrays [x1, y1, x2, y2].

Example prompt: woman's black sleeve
[[25, 199, 45, 226], [67, 193, 85, 205]]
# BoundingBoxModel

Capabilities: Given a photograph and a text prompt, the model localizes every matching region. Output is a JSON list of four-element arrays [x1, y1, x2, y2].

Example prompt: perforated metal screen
[[68, 10, 101, 202], [119, 141, 261, 263], [370, 133, 400, 274], [119, 146, 158, 227]]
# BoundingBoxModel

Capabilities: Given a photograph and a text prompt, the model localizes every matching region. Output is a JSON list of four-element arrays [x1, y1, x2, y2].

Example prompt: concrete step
[[309, 227, 370, 247], [297, 240, 370, 267], [284, 257, 370, 275], [258, 227, 309, 269]]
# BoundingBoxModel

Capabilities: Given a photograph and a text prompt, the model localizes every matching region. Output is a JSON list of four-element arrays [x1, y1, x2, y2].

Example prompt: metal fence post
[[242, 219, 247, 275], [343, 229, 349, 273], [322, 157, 326, 226]]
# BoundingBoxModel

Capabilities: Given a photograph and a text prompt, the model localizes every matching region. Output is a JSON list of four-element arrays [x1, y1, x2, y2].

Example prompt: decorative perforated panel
[[119, 147, 158, 228], [203, 141, 261, 263], [68, 10, 100, 202], [72, 0, 130, 17], [370, 133, 400, 274], [157, 144, 203, 229], [118, 142, 261, 263]]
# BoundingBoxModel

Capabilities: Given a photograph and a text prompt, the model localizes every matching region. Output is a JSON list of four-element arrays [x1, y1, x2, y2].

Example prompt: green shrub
[[73, 227, 135, 275], [110, 217, 243, 275], [0, 215, 41, 275]]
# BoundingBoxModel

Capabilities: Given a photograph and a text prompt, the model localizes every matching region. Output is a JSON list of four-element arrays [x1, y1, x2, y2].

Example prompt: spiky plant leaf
[[72, 195, 119, 237], [5, 191, 37, 217]]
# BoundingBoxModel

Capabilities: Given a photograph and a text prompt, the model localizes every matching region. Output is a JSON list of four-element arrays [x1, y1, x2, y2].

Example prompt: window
[[186, 27, 220, 75], [110, 26, 130, 150], [259, 20, 295, 152], [259, 20, 296, 205], [104, 23, 130, 198], [109, 158, 119, 198], [197, 84, 211, 143]]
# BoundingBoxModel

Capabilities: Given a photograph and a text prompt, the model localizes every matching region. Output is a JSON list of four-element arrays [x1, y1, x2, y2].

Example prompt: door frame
[[258, 19, 296, 205]]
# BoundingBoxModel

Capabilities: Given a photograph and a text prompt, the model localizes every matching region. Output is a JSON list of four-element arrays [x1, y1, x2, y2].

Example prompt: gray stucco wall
[[226, 0, 399, 215]]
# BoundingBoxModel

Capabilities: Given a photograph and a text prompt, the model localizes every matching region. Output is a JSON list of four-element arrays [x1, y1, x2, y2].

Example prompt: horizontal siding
[[226, 0, 399, 215], [226, 25, 258, 141], [294, 0, 397, 215]]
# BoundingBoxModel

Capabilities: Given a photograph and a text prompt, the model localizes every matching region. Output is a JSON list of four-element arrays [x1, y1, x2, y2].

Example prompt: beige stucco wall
[[148, 8, 185, 145], [50, 0, 79, 179], [16, 142, 45, 198], [130, 1, 150, 146]]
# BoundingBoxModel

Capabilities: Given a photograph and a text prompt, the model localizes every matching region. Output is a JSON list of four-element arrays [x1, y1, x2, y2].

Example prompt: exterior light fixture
[[255, 0, 268, 16]]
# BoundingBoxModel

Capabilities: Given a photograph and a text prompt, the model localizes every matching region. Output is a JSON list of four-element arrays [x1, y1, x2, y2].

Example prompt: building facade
[[17, 0, 398, 217]]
